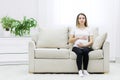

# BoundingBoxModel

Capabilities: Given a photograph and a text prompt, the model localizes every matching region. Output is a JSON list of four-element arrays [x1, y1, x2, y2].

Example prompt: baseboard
[[0, 61, 28, 66], [110, 60, 116, 63], [115, 57, 120, 63]]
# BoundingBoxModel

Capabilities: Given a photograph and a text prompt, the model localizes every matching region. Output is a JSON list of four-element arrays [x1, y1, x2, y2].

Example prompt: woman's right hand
[[75, 37, 80, 40]]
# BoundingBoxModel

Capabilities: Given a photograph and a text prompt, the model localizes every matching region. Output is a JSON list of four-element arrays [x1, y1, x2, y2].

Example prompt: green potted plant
[[11, 16, 37, 36], [0, 16, 37, 36], [0, 16, 15, 31]]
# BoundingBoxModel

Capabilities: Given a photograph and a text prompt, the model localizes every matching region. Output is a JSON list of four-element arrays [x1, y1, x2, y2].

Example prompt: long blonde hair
[[76, 13, 88, 27]]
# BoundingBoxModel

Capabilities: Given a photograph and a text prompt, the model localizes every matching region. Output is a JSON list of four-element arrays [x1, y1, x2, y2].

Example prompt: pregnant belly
[[74, 40, 88, 47]]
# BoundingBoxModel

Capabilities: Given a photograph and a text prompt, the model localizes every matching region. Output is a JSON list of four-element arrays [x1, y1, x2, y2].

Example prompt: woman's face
[[78, 15, 86, 26]]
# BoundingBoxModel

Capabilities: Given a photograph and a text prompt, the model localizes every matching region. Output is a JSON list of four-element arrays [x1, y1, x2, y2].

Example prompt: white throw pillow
[[36, 27, 68, 48], [92, 33, 107, 50]]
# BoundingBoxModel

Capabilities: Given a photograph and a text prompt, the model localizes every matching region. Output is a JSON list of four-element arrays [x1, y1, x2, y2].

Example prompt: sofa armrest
[[29, 40, 36, 51], [102, 41, 110, 72], [29, 40, 36, 72], [69, 43, 73, 50]]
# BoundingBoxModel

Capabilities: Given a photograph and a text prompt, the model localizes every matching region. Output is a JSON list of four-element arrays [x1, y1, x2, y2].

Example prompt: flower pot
[[4, 31, 11, 37]]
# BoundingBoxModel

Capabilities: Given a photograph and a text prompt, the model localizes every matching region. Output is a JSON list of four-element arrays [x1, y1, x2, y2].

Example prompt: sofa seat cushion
[[34, 48, 70, 59], [70, 49, 103, 60], [89, 50, 103, 59]]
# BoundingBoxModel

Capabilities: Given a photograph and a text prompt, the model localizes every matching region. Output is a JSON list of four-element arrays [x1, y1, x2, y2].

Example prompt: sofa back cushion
[[92, 33, 107, 50], [92, 27, 99, 41], [36, 27, 69, 48]]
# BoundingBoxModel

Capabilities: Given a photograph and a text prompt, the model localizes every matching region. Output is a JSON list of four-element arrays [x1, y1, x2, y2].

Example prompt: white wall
[[0, 0, 38, 37], [114, 0, 120, 62], [0, 0, 38, 18], [38, 0, 120, 61]]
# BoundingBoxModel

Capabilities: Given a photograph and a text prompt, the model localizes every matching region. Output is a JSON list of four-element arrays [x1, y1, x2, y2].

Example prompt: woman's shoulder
[[86, 26, 93, 31], [70, 26, 77, 30]]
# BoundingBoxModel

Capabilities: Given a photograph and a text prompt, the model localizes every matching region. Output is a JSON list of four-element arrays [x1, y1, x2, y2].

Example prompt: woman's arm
[[69, 34, 79, 43], [85, 35, 93, 47]]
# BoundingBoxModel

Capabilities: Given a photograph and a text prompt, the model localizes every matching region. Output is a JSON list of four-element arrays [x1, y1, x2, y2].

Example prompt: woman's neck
[[77, 25, 86, 28]]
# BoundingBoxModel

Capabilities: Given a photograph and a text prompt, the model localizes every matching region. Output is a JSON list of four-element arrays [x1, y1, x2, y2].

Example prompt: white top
[[70, 26, 93, 47]]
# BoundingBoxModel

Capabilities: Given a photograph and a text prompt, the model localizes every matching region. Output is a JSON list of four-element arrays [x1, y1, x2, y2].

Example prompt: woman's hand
[[69, 35, 80, 43]]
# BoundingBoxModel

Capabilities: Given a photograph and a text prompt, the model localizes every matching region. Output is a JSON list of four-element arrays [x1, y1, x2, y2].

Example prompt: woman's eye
[[79, 17, 85, 20], [82, 18, 85, 19]]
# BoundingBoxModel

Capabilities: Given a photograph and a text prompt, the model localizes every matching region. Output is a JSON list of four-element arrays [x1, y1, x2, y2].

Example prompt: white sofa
[[29, 26, 109, 73]]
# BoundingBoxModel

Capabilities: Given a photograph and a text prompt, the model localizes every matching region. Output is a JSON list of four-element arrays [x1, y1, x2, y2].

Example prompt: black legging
[[72, 47, 92, 70]]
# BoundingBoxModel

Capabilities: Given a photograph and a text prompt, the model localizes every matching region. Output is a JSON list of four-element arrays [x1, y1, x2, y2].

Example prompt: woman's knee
[[83, 47, 91, 52], [72, 47, 83, 55]]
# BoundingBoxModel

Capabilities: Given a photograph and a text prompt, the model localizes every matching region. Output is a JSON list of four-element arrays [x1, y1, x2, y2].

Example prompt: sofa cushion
[[92, 33, 107, 50], [89, 50, 103, 59], [34, 48, 70, 59], [36, 27, 69, 48], [92, 27, 99, 41], [70, 49, 103, 60]]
